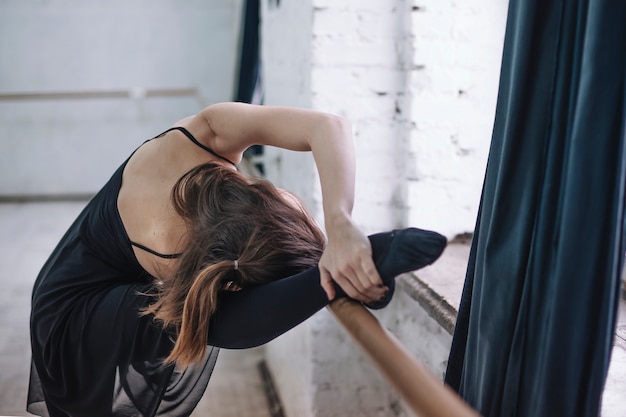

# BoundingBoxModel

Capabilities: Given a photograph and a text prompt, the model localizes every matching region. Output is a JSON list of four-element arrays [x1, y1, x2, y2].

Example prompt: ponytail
[[164, 260, 237, 367]]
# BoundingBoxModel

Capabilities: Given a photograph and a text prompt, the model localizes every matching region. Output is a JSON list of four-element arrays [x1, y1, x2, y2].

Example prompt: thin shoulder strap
[[155, 126, 237, 166], [130, 241, 182, 259]]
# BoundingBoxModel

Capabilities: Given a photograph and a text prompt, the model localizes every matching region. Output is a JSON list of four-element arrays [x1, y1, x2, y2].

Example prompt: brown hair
[[142, 162, 325, 368]]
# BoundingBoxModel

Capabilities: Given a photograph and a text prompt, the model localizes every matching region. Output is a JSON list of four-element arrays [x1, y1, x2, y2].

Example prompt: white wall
[[260, 0, 508, 416], [259, 0, 317, 215], [310, 0, 412, 234], [262, 0, 508, 238], [0, 0, 243, 196], [406, 0, 508, 237]]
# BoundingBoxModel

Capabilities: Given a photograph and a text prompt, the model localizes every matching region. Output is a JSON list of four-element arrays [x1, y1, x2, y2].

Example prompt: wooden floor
[[0, 202, 272, 417]]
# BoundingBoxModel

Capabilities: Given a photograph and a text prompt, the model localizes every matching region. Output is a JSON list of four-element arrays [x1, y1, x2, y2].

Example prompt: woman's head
[[144, 162, 325, 367]]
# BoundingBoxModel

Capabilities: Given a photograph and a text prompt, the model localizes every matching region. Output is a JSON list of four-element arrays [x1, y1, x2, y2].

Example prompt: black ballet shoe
[[363, 228, 447, 310]]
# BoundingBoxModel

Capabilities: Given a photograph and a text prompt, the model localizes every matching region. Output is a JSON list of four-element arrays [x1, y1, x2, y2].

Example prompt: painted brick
[[260, 0, 508, 415], [312, 37, 399, 68]]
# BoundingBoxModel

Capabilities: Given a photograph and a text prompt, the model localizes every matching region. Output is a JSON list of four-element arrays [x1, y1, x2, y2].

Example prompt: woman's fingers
[[333, 265, 387, 303], [349, 251, 385, 300], [320, 269, 336, 301], [357, 253, 383, 289]]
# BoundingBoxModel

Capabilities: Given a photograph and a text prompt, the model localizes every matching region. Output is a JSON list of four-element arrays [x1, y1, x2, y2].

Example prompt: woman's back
[[118, 126, 238, 278], [28, 126, 233, 417]]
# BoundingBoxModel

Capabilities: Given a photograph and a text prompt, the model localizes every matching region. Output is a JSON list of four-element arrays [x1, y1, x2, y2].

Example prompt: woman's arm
[[179, 102, 386, 304]]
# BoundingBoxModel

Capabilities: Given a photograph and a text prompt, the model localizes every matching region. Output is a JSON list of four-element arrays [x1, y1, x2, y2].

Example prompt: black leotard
[[28, 128, 447, 417], [29, 128, 212, 417]]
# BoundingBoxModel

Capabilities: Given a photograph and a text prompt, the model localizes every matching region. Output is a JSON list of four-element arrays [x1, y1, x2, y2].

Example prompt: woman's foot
[[364, 228, 447, 309]]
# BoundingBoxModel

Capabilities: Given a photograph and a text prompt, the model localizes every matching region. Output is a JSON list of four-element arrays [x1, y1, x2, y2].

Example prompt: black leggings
[[207, 228, 446, 349], [208, 264, 330, 348]]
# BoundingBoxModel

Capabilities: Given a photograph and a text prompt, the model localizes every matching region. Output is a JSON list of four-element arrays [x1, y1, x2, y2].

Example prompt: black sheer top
[[28, 128, 226, 417]]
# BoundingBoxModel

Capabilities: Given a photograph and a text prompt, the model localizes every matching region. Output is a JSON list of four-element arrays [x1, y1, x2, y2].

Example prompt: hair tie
[[233, 259, 239, 271]]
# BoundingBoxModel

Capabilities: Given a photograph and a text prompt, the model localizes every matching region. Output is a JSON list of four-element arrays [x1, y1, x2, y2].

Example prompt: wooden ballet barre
[[328, 298, 480, 417], [0, 87, 200, 101]]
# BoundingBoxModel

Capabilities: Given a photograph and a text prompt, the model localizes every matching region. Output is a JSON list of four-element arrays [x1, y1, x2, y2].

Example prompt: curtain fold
[[235, 0, 262, 104], [445, 0, 626, 415]]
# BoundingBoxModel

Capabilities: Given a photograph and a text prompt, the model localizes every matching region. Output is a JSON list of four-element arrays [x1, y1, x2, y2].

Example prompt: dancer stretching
[[28, 103, 447, 417]]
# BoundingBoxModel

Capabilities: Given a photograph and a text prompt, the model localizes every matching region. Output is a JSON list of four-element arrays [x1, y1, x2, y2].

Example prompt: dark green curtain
[[235, 0, 261, 104], [234, 0, 265, 174], [445, 1, 626, 416]]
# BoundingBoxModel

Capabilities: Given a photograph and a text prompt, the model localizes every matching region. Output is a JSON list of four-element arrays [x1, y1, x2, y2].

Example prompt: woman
[[28, 102, 447, 417]]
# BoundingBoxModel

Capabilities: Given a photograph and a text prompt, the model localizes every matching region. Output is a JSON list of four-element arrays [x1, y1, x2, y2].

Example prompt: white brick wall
[[259, 0, 318, 216], [406, 0, 508, 237], [264, 0, 510, 239], [260, 0, 508, 415], [311, 0, 410, 234]]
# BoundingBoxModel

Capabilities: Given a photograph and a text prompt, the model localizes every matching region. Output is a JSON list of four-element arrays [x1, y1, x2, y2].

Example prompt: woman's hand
[[319, 218, 387, 304]]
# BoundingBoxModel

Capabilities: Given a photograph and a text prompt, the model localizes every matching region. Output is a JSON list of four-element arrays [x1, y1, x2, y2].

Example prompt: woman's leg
[[207, 228, 446, 349]]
